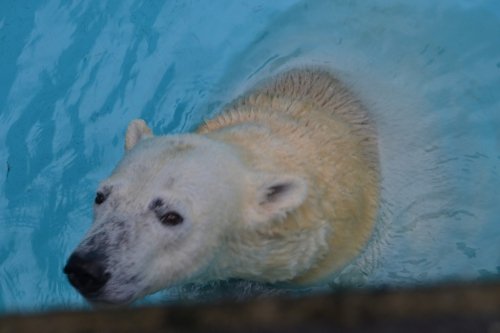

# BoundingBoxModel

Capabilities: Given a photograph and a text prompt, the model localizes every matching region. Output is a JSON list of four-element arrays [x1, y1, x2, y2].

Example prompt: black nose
[[63, 252, 110, 296]]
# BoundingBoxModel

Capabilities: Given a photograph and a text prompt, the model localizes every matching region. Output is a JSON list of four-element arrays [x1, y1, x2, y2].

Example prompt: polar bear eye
[[94, 192, 107, 205], [159, 211, 183, 226]]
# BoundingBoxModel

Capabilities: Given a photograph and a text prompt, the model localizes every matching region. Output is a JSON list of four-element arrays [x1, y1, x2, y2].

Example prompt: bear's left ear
[[246, 173, 308, 226], [125, 119, 153, 151]]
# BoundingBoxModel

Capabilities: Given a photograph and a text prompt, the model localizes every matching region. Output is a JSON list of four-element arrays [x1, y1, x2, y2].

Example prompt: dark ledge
[[1, 282, 500, 333]]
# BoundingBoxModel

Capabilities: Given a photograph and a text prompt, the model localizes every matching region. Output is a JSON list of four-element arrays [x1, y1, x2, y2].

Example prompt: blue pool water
[[0, 0, 499, 313]]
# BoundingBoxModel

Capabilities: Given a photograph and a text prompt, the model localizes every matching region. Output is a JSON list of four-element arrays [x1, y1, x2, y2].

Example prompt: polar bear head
[[64, 119, 308, 305]]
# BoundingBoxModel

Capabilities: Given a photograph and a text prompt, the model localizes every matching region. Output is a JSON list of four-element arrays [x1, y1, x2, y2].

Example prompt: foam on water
[[0, 0, 499, 312]]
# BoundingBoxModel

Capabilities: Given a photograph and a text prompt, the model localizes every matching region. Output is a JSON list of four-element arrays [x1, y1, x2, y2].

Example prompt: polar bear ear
[[125, 119, 153, 151], [247, 174, 308, 226]]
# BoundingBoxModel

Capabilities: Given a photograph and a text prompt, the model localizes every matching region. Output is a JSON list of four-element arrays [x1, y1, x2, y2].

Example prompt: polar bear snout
[[63, 252, 110, 297]]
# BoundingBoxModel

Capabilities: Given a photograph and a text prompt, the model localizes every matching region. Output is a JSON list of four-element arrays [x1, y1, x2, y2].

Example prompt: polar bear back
[[204, 69, 378, 170]]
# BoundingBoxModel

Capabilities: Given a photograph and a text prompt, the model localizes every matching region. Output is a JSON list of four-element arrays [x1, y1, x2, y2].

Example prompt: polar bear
[[63, 68, 379, 305]]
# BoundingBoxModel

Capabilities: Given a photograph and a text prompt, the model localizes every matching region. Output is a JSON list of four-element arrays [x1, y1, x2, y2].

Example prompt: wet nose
[[63, 252, 110, 295]]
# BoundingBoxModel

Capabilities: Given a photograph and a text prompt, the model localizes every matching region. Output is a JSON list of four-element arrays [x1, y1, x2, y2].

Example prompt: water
[[0, 0, 499, 313]]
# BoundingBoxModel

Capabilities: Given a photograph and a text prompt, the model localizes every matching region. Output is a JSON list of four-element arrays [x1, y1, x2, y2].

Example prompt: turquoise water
[[0, 0, 499, 313]]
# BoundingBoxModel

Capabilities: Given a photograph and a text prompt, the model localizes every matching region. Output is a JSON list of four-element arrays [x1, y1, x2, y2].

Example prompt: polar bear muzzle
[[63, 251, 110, 298]]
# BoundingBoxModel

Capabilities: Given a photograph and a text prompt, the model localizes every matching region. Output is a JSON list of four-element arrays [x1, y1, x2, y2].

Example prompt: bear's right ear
[[125, 119, 153, 151]]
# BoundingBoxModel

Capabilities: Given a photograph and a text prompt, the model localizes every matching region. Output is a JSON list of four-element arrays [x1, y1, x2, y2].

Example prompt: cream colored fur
[[198, 69, 379, 284]]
